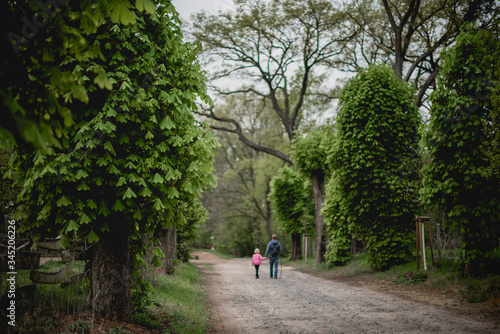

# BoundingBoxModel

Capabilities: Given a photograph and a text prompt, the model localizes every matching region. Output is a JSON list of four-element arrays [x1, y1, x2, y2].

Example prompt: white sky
[[172, 0, 235, 21]]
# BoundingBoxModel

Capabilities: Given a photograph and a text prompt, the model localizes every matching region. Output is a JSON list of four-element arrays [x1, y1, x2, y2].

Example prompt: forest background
[[184, 0, 499, 277], [0, 0, 499, 327]]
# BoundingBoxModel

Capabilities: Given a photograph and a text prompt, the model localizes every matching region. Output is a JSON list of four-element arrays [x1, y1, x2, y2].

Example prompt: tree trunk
[[90, 216, 131, 322], [311, 173, 326, 263], [160, 226, 177, 275], [290, 233, 302, 261]]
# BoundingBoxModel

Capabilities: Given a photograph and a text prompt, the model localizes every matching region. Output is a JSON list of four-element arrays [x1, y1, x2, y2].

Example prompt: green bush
[[68, 319, 92, 334], [131, 312, 163, 330]]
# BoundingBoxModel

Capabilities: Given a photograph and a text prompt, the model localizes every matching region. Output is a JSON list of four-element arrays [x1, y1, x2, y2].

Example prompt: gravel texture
[[191, 252, 500, 334]]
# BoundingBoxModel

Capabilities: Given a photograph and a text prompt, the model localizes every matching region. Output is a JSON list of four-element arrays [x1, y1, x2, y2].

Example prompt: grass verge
[[147, 262, 210, 334], [0, 259, 210, 333]]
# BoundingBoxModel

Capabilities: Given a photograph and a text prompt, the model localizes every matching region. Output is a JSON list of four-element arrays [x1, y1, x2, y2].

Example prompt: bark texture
[[90, 217, 131, 321], [311, 173, 326, 263], [160, 226, 177, 274], [290, 233, 302, 261]]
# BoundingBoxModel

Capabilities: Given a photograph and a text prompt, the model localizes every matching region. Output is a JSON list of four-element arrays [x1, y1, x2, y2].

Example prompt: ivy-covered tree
[[291, 129, 332, 263], [268, 167, 314, 260], [9, 1, 217, 321], [0, 0, 163, 151], [422, 25, 500, 276], [329, 63, 421, 271], [322, 169, 353, 266]]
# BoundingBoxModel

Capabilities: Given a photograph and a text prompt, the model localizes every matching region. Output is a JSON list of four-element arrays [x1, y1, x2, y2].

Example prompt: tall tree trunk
[[160, 226, 177, 274], [290, 233, 302, 261], [90, 215, 131, 321], [311, 173, 326, 263]]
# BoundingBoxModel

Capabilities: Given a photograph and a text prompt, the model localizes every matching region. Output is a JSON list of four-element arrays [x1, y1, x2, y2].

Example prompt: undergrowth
[[0, 259, 210, 334]]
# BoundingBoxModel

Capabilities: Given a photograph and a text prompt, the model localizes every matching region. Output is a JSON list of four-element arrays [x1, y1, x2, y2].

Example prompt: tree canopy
[[340, 0, 499, 107], [8, 0, 217, 320], [192, 0, 351, 164], [421, 24, 500, 275], [328, 63, 421, 271]]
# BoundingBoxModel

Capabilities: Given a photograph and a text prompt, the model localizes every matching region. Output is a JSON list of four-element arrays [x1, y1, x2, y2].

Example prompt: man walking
[[265, 234, 282, 279]]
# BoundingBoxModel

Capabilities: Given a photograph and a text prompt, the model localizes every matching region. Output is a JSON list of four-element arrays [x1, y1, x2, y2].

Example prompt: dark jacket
[[265, 239, 282, 258]]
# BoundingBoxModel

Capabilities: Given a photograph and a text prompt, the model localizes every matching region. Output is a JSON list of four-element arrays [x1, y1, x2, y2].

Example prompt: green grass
[[1, 259, 211, 333], [149, 262, 210, 334]]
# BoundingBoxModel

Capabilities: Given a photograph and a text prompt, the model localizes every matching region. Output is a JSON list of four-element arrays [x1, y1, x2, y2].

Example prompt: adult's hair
[[272, 234, 277, 240]]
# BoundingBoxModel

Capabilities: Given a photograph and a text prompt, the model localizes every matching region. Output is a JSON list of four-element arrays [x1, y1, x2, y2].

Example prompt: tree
[[329, 63, 421, 271], [192, 0, 352, 164], [268, 167, 314, 260], [10, 1, 217, 321], [201, 131, 283, 257], [291, 129, 332, 263], [0, 0, 165, 151], [340, 0, 499, 107], [421, 24, 500, 276]]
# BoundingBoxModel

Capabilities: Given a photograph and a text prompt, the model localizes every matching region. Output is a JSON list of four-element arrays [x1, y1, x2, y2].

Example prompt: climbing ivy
[[327, 64, 421, 271], [421, 25, 500, 276]]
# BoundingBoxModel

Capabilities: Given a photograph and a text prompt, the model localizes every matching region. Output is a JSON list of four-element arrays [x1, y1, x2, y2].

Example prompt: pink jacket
[[252, 254, 267, 265]]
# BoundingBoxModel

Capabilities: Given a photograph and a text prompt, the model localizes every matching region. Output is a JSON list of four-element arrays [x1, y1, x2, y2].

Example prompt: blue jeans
[[269, 256, 279, 278]]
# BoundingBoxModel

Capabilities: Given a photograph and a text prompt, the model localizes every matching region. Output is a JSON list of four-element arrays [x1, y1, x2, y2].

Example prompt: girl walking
[[252, 248, 267, 279]]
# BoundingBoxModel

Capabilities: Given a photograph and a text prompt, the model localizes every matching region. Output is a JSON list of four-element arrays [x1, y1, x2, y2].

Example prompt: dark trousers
[[254, 265, 260, 277]]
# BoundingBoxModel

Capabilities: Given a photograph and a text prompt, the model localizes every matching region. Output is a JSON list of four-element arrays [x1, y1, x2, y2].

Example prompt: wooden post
[[416, 218, 420, 271], [426, 220, 435, 268], [421, 222, 427, 271], [416, 216, 432, 271]]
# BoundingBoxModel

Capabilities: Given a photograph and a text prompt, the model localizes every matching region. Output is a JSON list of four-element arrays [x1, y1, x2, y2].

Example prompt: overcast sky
[[172, 0, 235, 22]]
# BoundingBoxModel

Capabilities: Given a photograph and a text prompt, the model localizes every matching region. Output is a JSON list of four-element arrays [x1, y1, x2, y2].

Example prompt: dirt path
[[191, 252, 500, 334]]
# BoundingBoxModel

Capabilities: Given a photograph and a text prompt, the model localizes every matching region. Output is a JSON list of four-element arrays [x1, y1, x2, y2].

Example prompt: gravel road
[[190, 252, 500, 334]]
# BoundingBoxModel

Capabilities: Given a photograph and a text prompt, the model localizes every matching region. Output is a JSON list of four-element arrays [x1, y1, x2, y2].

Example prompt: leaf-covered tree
[[340, 0, 499, 107], [291, 129, 332, 263], [268, 167, 314, 260], [421, 24, 500, 276], [192, 0, 352, 164], [329, 63, 421, 271], [0, 0, 161, 151], [9, 1, 217, 321]]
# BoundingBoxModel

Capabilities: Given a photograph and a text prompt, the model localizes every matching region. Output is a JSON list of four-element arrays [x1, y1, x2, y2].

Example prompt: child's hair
[[254, 248, 260, 254]]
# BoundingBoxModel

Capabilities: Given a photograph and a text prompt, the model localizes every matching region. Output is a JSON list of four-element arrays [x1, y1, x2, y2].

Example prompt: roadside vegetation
[[1, 259, 210, 333], [283, 251, 500, 319]]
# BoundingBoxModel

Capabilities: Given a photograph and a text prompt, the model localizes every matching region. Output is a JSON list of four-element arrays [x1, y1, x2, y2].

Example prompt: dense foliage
[[291, 129, 332, 262], [422, 25, 500, 275], [326, 64, 421, 271], [269, 167, 314, 235], [7, 0, 217, 320]]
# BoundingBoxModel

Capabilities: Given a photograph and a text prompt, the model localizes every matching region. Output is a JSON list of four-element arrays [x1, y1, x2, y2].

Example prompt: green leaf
[[87, 230, 99, 243], [136, 0, 156, 15], [57, 196, 72, 207], [153, 246, 165, 258], [167, 186, 179, 199], [123, 187, 137, 199], [66, 220, 79, 232], [153, 198, 165, 210], [160, 116, 175, 130], [94, 68, 113, 90], [108, 0, 137, 25], [75, 169, 89, 180], [152, 173, 164, 183], [133, 209, 142, 220], [79, 213, 92, 224], [112, 200, 125, 211], [139, 186, 152, 197]]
